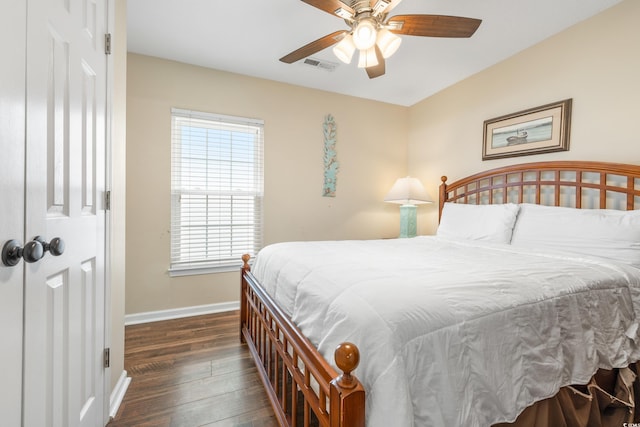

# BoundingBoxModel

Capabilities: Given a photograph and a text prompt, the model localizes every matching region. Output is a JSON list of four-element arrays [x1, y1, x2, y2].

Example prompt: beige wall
[[126, 55, 408, 314], [409, 0, 640, 235]]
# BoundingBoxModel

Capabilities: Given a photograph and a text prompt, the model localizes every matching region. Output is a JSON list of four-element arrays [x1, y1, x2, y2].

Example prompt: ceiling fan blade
[[366, 45, 385, 79], [301, 0, 353, 19], [279, 31, 347, 64], [387, 14, 482, 38]]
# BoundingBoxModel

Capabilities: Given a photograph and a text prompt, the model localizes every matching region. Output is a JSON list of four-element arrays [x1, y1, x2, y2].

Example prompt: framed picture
[[482, 99, 572, 160]]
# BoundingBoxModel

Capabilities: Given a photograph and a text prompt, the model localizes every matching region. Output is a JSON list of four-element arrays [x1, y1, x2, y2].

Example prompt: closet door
[[0, 0, 26, 425], [23, 0, 109, 425]]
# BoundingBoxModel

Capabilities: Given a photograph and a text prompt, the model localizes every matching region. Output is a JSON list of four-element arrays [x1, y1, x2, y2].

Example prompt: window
[[170, 108, 264, 275]]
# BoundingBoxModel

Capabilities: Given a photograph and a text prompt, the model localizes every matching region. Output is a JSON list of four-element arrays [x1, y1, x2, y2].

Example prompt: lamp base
[[399, 204, 417, 238]]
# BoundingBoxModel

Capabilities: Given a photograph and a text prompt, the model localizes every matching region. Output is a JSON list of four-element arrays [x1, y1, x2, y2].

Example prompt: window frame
[[168, 108, 264, 276]]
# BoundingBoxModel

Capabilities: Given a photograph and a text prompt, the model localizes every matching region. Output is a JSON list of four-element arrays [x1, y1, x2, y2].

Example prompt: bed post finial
[[331, 342, 365, 426], [334, 342, 360, 389], [241, 254, 251, 271], [439, 176, 449, 223]]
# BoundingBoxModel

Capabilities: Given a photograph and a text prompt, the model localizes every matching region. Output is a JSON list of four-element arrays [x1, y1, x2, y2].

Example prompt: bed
[[240, 160, 640, 427]]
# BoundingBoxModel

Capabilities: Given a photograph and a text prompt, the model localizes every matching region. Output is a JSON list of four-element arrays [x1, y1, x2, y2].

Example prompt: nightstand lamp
[[384, 176, 433, 238]]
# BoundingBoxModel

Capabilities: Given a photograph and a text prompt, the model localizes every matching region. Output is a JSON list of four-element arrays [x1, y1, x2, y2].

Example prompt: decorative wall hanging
[[323, 114, 339, 197], [482, 99, 572, 160]]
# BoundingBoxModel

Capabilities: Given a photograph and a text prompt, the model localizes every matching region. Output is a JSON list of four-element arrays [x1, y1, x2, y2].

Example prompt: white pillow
[[511, 203, 640, 268], [437, 202, 520, 244]]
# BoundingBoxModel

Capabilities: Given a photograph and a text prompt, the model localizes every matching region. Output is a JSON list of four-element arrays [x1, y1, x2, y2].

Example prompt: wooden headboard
[[439, 161, 640, 220]]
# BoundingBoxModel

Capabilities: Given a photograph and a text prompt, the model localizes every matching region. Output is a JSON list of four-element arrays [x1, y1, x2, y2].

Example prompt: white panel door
[[23, 0, 109, 425], [0, 0, 26, 425]]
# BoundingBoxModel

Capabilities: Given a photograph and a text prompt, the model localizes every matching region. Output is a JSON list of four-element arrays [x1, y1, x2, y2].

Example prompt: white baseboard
[[124, 301, 240, 326], [109, 370, 131, 419]]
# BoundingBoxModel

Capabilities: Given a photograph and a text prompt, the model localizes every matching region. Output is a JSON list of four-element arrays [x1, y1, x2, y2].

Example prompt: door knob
[[34, 236, 65, 256], [1, 239, 44, 266], [1, 236, 64, 266]]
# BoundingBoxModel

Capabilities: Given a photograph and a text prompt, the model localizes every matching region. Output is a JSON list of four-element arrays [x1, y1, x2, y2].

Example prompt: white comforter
[[251, 236, 640, 426]]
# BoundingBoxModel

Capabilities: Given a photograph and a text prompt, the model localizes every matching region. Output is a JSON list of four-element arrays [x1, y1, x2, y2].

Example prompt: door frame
[[103, 0, 114, 423]]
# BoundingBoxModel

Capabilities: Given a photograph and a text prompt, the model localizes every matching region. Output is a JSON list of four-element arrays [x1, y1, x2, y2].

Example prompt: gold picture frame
[[482, 99, 572, 160]]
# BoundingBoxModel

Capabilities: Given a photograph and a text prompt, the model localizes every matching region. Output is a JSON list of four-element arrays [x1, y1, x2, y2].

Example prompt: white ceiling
[[127, 0, 622, 107]]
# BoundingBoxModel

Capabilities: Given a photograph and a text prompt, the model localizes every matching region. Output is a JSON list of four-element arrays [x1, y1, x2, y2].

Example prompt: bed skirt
[[496, 364, 638, 427]]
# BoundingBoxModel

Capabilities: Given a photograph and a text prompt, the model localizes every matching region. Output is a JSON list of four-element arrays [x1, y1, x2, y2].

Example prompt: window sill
[[168, 263, 242, 277]]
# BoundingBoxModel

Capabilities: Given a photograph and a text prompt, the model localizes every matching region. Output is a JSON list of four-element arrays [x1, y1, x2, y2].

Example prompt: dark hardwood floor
[[108, 311, 278, 427]]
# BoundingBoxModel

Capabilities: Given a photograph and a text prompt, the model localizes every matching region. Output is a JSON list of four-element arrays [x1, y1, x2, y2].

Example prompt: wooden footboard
[[240, 255, 365, 427]]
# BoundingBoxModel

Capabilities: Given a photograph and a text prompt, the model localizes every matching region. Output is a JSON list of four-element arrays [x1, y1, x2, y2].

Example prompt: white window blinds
[[170, 108, 264, 275]]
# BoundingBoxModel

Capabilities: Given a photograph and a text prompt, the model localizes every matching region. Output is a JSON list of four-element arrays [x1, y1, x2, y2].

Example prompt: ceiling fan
[[280, 0, 482, 79]]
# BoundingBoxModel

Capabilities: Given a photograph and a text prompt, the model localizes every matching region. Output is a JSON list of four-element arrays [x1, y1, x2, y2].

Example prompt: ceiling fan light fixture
[[357, 46, 378, 68], [279, 3, 481, 80], [333, 34, 356, 64], [376, 28, 402, 58], [352, 19, 377, 50]]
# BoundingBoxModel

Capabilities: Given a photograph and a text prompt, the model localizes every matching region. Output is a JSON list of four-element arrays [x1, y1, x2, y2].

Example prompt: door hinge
[[104, 190, 111, 211], [104, 348, 110, 368], [105, 33, 112, 55]]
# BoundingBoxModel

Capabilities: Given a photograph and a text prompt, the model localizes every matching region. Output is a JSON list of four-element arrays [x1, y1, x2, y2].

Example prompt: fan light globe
[[333, 34, 356, 64], [357, 46, 378, 68], [352, 19, 377, 50], [377, 28, 402, 58]]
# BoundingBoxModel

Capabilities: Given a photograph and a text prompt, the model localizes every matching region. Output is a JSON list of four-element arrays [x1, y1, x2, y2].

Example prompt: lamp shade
[[376, 28, 402, 59], [352, 18, 378, 50], [333, 34, 356, 64], [357, 46, 379, 68], [384, 176, 432, 205]]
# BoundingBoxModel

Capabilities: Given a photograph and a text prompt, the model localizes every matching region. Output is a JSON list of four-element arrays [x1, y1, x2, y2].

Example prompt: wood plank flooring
[[107, 311, 278, 427]]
